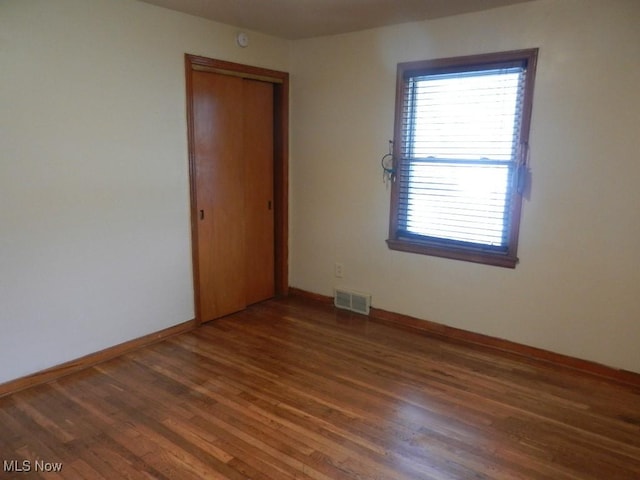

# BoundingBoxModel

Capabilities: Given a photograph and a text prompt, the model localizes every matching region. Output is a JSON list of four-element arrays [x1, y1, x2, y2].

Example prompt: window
[[387, 49, 538, 268]]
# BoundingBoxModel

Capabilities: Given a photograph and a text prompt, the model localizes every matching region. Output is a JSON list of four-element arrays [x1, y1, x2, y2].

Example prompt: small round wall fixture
[[236, 32, 249, 48]]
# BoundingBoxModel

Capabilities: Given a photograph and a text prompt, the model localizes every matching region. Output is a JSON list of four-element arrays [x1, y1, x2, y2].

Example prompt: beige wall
[[0, 0, 289, 383], [2, 0, 639, 385], [290, 0, 640, 373]]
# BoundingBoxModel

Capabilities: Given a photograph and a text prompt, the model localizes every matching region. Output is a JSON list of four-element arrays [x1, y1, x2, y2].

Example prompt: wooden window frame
[[387, 49, 538, 268]]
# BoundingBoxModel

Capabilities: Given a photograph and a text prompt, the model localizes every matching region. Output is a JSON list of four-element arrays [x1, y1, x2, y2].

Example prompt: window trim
[[387, 49, 538, 268]]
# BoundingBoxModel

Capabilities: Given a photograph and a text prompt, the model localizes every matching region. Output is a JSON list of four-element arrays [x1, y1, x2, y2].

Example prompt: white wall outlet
[[334, 263, 344, 278]]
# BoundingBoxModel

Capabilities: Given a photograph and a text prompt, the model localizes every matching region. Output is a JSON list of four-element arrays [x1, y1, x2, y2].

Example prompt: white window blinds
[[397, 65, 526, 251]]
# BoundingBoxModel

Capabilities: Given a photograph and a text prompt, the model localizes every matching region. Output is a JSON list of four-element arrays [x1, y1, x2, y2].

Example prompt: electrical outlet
[[334, 263, 344, 278]]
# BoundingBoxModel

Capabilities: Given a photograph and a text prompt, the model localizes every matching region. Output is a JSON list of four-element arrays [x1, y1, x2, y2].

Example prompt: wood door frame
[[185, 54, 289, 324]]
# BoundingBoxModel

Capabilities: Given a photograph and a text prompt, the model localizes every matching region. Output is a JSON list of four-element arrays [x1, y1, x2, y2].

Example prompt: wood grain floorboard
[[1, 296, 639, 479]]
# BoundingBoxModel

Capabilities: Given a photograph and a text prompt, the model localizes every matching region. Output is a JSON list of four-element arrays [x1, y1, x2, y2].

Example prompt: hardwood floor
[[1, 296, 639, 479]]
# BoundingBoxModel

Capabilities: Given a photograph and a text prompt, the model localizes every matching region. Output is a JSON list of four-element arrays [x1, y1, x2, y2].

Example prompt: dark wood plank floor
[[1, 297, 639, 479]]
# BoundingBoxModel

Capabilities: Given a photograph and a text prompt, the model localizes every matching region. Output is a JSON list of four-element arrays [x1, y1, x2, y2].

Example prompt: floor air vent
[[334, 288, 371, 315]]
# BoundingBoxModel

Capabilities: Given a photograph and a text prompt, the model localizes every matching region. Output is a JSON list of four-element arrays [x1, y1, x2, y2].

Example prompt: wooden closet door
[[192, 72, 275, 322], [243, 79, 275, 305], [193, 71, 246, 321]]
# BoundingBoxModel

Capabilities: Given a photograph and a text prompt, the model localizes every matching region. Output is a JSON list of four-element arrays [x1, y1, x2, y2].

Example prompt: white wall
[[290, 0, 640, 373], [0, 0, 290, 383]]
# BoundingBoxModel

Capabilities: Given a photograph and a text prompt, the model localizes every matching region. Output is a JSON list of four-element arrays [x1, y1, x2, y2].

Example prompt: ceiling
[[139, 0, 534, 39]]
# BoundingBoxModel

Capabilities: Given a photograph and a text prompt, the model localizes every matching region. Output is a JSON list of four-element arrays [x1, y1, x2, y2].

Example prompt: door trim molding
[[185, 55, 289, 324], [191, 64, 284, 84]]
